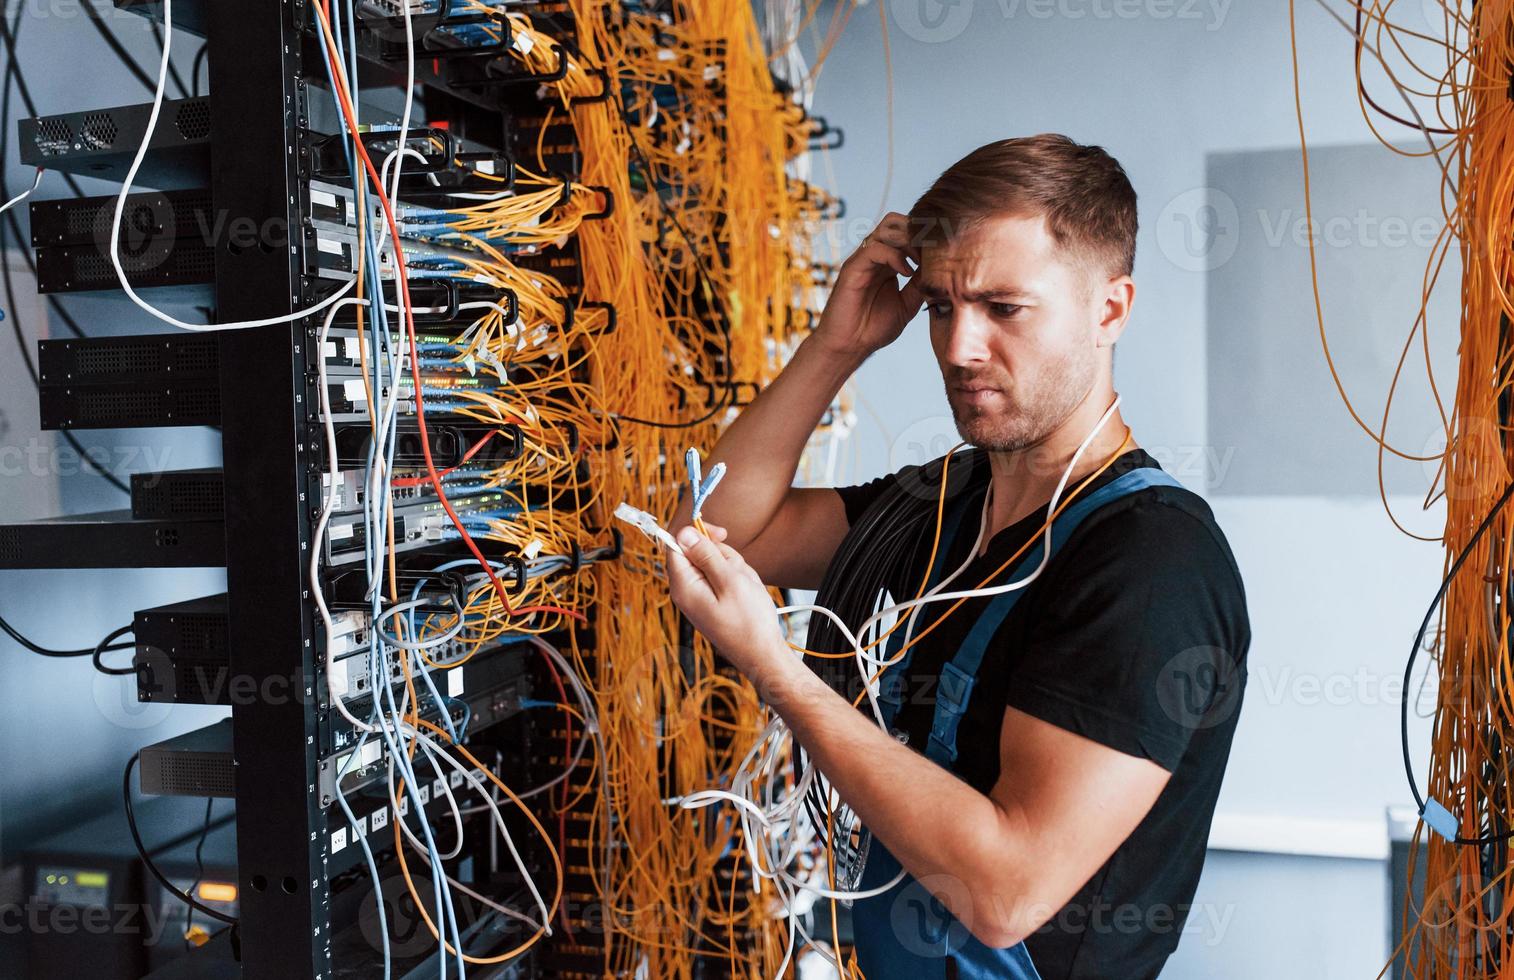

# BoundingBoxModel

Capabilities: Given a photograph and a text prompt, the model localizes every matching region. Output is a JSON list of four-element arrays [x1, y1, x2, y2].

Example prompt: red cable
[[315, 0, 582, 623], [393, 429, 498, 487]]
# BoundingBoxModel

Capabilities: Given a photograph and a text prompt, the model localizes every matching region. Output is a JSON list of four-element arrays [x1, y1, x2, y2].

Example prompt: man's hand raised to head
[[811, 211, 928, 359]]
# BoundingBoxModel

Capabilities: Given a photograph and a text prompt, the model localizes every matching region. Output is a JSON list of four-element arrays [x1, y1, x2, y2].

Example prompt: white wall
[[809, 1, 1454, 975]]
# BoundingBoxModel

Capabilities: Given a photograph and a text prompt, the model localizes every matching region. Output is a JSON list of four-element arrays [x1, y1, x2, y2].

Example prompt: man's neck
[[980, 395, 1135, 548]]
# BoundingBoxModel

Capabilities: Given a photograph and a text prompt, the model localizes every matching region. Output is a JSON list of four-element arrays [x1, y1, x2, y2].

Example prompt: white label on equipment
[[398, 797, 409, 817], [359, 741, 382, 768], [433, 778, 447, 799], [311, 188, 338, 209], [331, 828, 348, 853], [370, 807, 389, 831], [351, 814, 367, 835], [448, 668, 464, 698], [317, 237, 344, 256], [328, 522, 354, 542], [418, 785, 430, 805], [341, 379, 367, 404]]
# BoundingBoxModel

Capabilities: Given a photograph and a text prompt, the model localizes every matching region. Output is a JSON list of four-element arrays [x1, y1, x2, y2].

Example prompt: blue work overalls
[[849, 467, 1183, 979]]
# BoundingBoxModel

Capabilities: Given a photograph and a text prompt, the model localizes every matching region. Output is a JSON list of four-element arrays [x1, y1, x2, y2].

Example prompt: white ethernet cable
[[106, 0, 360, 331], [657, 396, 1125, 978], [0, 167, 43, 221], [614, 502, 686, 555], [107, 0, 429, 335]]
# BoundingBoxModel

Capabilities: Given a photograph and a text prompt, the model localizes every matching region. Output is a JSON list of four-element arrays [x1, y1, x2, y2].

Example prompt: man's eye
[[990, 302, 1022, 317], [926, 302, 951, 317]]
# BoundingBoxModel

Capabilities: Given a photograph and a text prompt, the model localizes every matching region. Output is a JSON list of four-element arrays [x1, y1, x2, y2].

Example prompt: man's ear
[[1094, 275, 1135, 349]]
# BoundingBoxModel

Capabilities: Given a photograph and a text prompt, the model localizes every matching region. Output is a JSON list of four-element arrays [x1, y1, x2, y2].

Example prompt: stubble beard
[[946, 347, 1098, 454]]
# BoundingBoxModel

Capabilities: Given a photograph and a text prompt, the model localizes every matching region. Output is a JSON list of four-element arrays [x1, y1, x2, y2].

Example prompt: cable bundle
[[1291, 1, 1514, 974]]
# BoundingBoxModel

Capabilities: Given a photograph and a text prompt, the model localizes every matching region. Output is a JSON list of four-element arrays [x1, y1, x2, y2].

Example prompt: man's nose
[[941, 311, 992, 368]]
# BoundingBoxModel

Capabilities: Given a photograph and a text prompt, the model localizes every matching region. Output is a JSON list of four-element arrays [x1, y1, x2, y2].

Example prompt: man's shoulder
[[833, 448, 991, 527]]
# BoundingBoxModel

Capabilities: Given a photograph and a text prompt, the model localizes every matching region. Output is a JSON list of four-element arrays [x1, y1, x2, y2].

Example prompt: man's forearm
[[755, 644, 1033, 947], [674, 336, 864, 548]]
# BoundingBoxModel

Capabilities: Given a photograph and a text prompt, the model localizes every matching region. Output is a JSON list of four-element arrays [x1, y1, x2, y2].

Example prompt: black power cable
[[1402, 480, 1514, 846], [0, 612, 134, 659], [183, 797, 216, 948], [795, 450, 986, 855], [123, 753, 239, 927], [92, 624, 138, 676]]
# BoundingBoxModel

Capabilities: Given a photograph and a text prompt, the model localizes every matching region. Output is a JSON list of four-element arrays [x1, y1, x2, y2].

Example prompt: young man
[[664, 134, 1249, 979]]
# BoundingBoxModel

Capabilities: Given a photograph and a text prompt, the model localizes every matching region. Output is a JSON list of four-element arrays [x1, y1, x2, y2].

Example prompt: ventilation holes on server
[[0, 529, 20, 564], [176, 614, 225, 654], [161, 756, 234, 796], [81, 112, 118, 149], [155, 529, 180, 548], [172, 246, 217, 279], [176, 388, 221, 419], [175, 101, 211, 141], [172, 337, 219, 374], [77, 390, 162, 423], [73, 252, 112, 285], [170, 481, 224, 517], [67, 205, 104, 240], [179, 668, 228, 702], [76, 341, 166, 377], [33, 118, 71, 156], [134, 485, 167, 516]]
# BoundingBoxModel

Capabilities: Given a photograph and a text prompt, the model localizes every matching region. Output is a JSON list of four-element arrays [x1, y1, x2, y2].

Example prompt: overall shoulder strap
[[925, 467, 1184, 765]]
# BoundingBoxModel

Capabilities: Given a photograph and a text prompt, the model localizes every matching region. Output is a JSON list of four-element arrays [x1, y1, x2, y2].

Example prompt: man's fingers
[[858, 240, 914, 279], [675, 525, 734, 589], [664, 540, 716, 603], [711, 539, 747, 564], [869, 219, 911, 250], [701, 522, 730, 543], [899, 276, 927, 317]]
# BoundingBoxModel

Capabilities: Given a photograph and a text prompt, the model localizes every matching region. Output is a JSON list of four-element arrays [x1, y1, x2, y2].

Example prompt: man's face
[[916, 213, 1109, 453]]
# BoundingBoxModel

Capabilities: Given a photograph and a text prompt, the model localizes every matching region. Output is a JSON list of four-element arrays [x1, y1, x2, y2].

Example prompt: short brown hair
[[908, 134, 1138, 281]]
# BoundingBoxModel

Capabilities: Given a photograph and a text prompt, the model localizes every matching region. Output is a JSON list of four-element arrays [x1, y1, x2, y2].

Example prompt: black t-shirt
[[832, 447, 1249, 980]]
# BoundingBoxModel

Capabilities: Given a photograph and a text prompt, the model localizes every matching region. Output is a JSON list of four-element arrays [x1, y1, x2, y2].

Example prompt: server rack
[[7, 1, 841, 975], [6, 1, 573, 975]]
